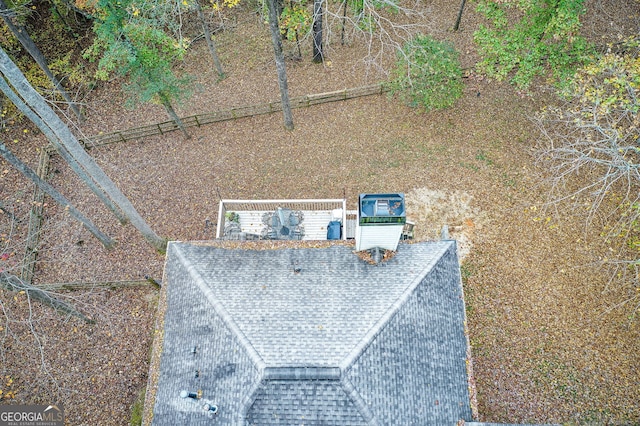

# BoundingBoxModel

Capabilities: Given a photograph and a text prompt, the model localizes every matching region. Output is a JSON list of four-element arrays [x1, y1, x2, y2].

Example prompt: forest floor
[[1, 0, 640, 425]]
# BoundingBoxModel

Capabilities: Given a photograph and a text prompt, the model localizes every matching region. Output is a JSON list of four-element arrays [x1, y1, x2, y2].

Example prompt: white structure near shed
[[355, 193, 406, 252], [215, 194, 412, 251]]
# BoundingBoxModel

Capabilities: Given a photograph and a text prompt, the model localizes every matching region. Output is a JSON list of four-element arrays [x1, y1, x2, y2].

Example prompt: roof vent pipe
[[180, 390, 200, 399], [203, 403, 218, 414], [371, 247, 382, 264], [441, 224, 449, 240]]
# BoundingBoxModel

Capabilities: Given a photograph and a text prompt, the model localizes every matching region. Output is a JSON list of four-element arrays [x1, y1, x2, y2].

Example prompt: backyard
[[0, 0, 639, 424]]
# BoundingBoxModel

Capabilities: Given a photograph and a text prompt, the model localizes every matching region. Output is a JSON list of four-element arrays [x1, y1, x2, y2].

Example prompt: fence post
[[82, 83, 388, 144]]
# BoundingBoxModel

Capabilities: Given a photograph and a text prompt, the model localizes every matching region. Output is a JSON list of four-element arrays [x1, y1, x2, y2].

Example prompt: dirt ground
[[1, 0, 639, 425]]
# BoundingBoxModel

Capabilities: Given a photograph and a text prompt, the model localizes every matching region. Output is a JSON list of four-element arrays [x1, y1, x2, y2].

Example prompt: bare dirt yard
[[1, 0, 639, 425]]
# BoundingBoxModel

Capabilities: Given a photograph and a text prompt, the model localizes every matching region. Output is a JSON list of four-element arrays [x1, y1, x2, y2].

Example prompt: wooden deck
[[217, 199, 349, 241]]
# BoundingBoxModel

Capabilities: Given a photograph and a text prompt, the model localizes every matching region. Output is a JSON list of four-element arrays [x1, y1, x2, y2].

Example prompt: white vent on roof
[[180, 390, 200, 399]]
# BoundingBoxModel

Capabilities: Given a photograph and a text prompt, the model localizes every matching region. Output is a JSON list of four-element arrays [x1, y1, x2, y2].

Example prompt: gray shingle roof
[[151, 241, 473, 425]]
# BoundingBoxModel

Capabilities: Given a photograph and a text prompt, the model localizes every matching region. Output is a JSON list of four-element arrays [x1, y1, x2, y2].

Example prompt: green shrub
[[390, 35, 463, 112], [279, 3, 311, 41]]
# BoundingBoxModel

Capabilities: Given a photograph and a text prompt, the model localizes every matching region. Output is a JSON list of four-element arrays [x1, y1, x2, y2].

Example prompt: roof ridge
[[172, 243, 267, 374], [263, 366, 341, 381], [339, 241, 454, 373]]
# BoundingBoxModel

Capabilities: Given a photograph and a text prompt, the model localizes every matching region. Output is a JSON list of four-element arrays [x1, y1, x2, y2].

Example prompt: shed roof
[[148, 240, 473, 425]]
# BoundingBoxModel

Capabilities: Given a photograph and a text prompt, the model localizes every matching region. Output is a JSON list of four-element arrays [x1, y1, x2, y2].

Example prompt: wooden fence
[[36, 279, 156, 291], [20, 148, 50, 284], [22, 82, 388, 289], [78, 83, 388, 148]]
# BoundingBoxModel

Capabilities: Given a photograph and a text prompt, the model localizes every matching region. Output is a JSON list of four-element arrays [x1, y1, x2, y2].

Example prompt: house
[[143, 239, 478, 425]]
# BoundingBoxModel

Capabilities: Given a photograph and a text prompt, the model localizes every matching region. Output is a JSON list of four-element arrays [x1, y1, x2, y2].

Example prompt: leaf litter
[[0, 1, 638, 425]]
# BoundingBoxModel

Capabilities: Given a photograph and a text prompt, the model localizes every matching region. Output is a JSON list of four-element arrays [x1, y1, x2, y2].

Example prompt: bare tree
[[534, 43, 640, 315], [0, 191, 117, 407], [1, 272, 96, 323], [534, 83, 640, 229], [0, 47, 167, 252], [0, 74, 128, 225], [0, 143, 114, 249], [0, 188, 99, 380], [322, 0, 430, 72], [534, 104, 640, 225]]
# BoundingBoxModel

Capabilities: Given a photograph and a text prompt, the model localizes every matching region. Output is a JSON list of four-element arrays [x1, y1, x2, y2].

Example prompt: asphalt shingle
[[150, 240, 473, 425], [345, 244, 472, 424]]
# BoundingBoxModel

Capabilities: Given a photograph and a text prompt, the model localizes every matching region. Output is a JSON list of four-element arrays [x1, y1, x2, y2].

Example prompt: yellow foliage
[[210, 0, 240, 11], [0, 376, 15, 401]]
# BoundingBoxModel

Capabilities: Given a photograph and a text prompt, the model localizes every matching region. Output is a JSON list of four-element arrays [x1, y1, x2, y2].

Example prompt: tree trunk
[[0, 143, 114, 248], [1, 272, 95, 323], [195, 0, 224, 78], [312, 0, 324, 63], [0, 48, 167, 252], [275, 0, 284, 21], [341, 0, 347, 45], [290, 0, 302, 59], [36, 279, 157, 291], [159, 94, 190, 139], [0, 0, 83, 121], [267, 0, 294, 130], [0, 74, 128, 225], [453, 0, 466, 31]]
